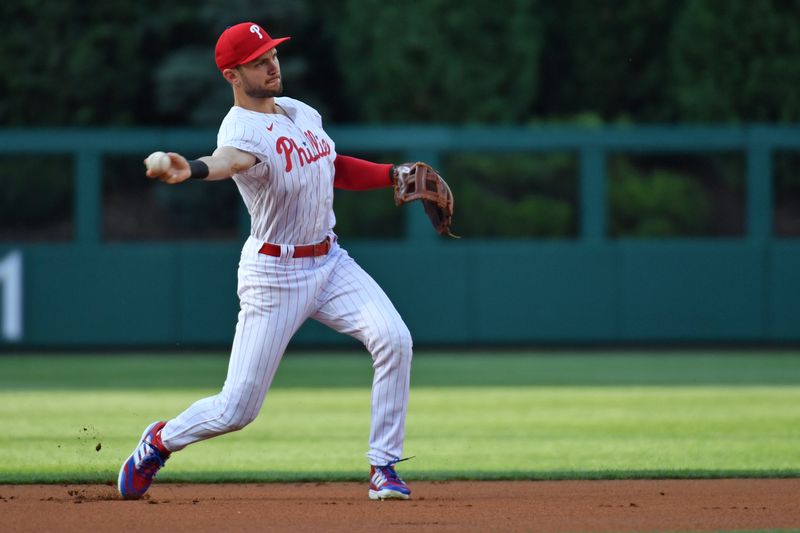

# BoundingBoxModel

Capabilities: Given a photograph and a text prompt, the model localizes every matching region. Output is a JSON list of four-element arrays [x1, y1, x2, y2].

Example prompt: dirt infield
[[2, 479, 799, 532]]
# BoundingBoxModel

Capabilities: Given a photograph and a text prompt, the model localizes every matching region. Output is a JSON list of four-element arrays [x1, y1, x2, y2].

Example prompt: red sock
[[153, 430, 171, 456]]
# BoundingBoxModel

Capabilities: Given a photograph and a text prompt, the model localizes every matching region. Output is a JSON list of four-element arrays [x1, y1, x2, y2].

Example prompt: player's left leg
[[311, 245, 413, 499]]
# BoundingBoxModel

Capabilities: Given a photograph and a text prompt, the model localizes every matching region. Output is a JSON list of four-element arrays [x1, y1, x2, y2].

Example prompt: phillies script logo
[[276, 131, 331, 172]]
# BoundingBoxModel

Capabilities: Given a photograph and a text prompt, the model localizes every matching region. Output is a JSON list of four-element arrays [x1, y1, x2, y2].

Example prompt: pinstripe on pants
[[160, 237, 412, 466]]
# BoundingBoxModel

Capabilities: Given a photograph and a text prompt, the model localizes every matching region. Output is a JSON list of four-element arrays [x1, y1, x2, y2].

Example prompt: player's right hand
[[144, 152, 192, 185]]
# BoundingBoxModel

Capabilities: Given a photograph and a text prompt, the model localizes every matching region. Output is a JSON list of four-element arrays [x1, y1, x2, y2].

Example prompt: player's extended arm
[[333, 155, 393, 190], [144, 146, 258, 185]]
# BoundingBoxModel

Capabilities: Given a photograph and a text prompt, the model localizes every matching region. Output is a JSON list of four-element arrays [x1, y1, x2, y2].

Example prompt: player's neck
[[233, 94, 280, 115]]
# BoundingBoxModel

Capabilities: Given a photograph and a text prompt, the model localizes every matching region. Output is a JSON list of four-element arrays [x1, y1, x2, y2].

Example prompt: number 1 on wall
[[0, 251, 23, 342]]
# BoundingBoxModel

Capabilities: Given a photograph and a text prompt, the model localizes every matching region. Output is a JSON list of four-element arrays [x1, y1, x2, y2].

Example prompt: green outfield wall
[[1, 126, 799, 347]]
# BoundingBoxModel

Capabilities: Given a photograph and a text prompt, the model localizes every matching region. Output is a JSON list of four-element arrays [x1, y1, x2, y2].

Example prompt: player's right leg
[[159, 248, 317, 451], [118, 240, 316, 499]]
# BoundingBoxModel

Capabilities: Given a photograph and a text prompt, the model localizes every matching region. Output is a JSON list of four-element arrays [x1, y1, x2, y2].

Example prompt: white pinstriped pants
[[159, 236, 413, 466]]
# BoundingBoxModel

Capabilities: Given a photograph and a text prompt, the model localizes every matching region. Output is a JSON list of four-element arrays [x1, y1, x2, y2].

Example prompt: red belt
[[258, 236, 331, 258]]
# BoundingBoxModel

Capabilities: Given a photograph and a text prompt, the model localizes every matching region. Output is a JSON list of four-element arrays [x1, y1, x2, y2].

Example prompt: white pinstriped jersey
[[217, 97, 337, 245], [159, 98, 413, 471]]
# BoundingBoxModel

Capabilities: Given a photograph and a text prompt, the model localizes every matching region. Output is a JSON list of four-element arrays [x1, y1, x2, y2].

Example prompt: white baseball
[[146, 151, 171, 173]]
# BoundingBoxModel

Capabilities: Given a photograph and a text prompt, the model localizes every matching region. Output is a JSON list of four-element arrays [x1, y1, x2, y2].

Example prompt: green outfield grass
[[0, 351, 798, 483]]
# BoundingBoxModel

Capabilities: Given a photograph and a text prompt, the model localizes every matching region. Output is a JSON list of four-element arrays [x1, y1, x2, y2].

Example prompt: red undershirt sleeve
[[333, 155, 393, 190]]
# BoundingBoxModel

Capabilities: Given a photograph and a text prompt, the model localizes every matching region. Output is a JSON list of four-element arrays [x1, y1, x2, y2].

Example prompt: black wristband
[[188, 160, 210, 180]]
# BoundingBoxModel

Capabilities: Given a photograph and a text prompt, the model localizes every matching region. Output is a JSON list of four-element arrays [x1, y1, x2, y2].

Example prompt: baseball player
[[117, 21, 427, 501]]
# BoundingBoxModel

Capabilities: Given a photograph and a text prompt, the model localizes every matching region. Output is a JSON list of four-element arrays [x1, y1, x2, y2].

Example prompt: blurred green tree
[[537, 0, 681, 122], [332, 0, 543, 123], [0, 1, 201, 126], [443, 153, 577, 237], [609, 158, 713, 237], [670, 0, 800, 122], [0, 0, 317, 126]]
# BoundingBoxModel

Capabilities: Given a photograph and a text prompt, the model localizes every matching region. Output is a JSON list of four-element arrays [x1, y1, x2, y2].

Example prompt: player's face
[[238, 49, 283, 98]]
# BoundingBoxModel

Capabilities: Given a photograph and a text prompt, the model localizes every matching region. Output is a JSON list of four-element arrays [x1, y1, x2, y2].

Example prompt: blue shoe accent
[[369, 457, 412, 500], [117, 421, 170, 500]]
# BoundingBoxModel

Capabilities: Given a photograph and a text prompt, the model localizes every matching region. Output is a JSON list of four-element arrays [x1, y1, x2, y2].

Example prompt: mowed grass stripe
[[0, 351, 799, 389], [0, 384, 798, 483]]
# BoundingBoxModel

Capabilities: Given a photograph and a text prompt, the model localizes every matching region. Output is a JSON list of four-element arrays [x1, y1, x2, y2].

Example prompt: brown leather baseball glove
[[392, 162, 457, 237]]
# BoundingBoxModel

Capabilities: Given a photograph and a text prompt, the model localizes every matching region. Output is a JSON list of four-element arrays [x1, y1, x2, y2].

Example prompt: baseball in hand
[[146, 151, 171, 173]]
